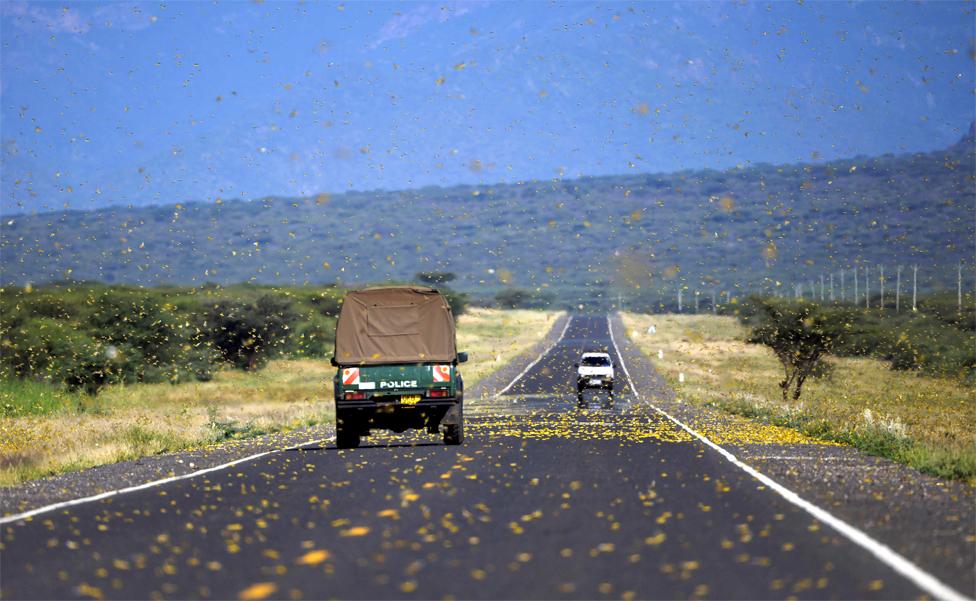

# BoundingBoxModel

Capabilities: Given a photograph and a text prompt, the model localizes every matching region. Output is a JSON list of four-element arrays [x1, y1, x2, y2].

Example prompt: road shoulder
[[0, 425, 333, 518], [467, 313, 571, 402], [609, 314, 976, 596]]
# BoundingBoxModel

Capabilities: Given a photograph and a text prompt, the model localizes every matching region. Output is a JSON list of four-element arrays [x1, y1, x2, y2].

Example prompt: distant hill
[[2, 133, 973, 307], [950, 121, 976, 153]]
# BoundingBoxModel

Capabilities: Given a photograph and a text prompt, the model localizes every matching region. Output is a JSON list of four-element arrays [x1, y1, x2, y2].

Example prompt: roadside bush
[[86, 292, 195, 382], [205, 294, 297, 370], [495, 288, 531, 309], [287, 315, 335, 357], [0, 283, 353, 394], [495, 287, 554, 309], [308, 290, 343, 318], [8, 319, 123, 395], [186, 345, 219, 382], [441, 287, 469, 317], [2, 286, 210, 393], [60, 347, 120, 395], [888, 336, 922, 371], [729, 293, 974, 381], [748, 300, 841, 402]]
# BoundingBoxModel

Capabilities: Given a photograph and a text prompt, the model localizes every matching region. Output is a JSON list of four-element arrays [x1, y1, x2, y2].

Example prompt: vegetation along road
[[1, 316, 972, 600]]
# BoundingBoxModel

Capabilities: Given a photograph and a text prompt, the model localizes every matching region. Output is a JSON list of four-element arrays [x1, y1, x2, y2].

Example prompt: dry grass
[[0, 358, 333, 485], [621, 313, 976, 482], [0, 309, 561, 485]]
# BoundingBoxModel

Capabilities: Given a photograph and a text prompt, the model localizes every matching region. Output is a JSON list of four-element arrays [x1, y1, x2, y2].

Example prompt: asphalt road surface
[[0, 316, 949, 599]]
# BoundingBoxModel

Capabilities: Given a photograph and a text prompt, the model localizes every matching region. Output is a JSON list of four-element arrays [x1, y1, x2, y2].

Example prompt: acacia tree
[[748, 301, 840, 402]]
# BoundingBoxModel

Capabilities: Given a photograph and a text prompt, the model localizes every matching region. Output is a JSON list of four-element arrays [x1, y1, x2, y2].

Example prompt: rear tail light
[[428, 389, 450, 398], [344, 391, 366, 400]]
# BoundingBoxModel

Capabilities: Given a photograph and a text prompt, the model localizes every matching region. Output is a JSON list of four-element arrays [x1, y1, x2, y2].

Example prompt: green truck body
[[331, 286, 465, 448]]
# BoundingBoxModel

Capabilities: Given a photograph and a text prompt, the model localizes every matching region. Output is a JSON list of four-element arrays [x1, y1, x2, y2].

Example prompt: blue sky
[[1, 1, 973, 213]]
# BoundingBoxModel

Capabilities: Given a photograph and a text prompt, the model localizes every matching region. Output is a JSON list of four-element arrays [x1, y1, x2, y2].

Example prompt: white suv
[[575, 352, 615, 405]]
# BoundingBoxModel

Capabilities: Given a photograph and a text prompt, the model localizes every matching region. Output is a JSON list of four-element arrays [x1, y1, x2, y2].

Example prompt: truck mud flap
[[440, 400, 462, 426]]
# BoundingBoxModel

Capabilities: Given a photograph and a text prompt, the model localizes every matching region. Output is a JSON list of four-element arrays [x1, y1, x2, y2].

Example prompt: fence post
[[896, 265, 902, 312], [677, 288, 683, 313], [912, 265, 918, 312], [959, 262, 963, 315], [854, 268, 858, 304], [865, 266, 870, 309], [840, 269, 846, 302], [880, 265, 885, 310], [829, 273, 834, 302]]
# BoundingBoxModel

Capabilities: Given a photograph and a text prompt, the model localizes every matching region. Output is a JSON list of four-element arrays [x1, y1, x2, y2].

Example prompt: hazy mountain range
[[2, 126, 972, 306]]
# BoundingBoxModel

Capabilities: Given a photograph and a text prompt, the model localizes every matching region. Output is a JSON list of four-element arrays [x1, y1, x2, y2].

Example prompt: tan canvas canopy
[[334, 286, 457, 365]]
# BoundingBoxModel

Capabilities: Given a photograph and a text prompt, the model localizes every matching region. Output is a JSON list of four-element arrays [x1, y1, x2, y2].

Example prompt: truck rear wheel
[[336, 428, 360, 449], [335, 412, 360, 449], [443, 402, 463, 445]]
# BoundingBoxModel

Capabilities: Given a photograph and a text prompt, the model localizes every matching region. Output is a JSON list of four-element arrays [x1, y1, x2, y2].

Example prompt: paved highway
[[0, 316, 954, 599]]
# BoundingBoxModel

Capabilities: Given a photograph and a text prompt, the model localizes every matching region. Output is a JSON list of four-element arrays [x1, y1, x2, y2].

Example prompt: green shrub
[[0, 283, 356, 393], [441, 287, 469, 317], [494, 287, 554, 309], [729, 293, 974, 381], [287, 315, 335, 357], [86, 292, 189, 380], [205, 294, 297, 370], [747, 300, 840, 402]]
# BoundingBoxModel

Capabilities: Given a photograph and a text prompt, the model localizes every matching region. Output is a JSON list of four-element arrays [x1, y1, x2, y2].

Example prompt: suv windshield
[[582, 356, 611, 367]]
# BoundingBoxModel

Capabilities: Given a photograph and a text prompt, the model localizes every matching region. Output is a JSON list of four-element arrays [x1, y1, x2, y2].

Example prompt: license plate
[[589, 379, 602, 385], [400, 395, 421, 405]]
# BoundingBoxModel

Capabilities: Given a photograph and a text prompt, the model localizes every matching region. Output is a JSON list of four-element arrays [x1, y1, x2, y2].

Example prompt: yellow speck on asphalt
[[238, 582, 277, 600], [296, 549, 330, 565]]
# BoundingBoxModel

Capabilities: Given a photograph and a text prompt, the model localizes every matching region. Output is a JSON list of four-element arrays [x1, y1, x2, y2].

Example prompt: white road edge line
[[606, 314, 971, 601], [1, 315, 576, 526], [0, 439, 327, 526], [494, 315, 572, 397]]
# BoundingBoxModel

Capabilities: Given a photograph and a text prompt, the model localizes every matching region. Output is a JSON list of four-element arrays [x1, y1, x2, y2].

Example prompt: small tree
[[413, 272, 467, 316], [440, 287, 469, 317], [495, 288, 531, 309], [494, 288, 554, 309], [205, 294, 296, 370], [415, 271, 456, 285], [748, 301, 839, 402]]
